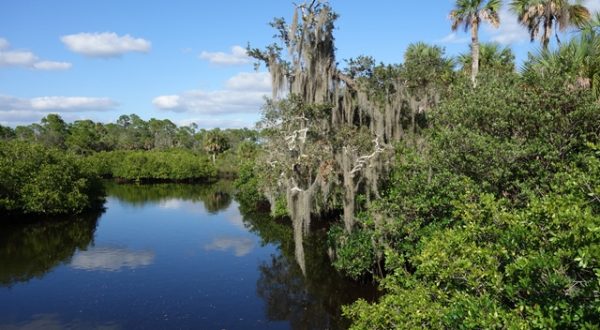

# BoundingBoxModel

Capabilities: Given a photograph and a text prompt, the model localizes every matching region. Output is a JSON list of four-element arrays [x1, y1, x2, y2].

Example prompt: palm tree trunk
[[471, 17, 480, 86], [543, 19, 551, 50]]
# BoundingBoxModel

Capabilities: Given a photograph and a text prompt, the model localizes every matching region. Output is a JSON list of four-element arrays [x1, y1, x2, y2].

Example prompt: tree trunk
[[543, 20, 551, 50], [471, 17, 480, 86], [211, 153, 216, 164], [341, 149, 356, 232]]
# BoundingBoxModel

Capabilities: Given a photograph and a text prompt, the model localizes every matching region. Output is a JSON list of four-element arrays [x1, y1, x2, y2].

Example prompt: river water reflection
[[0, 182, 375, 329]]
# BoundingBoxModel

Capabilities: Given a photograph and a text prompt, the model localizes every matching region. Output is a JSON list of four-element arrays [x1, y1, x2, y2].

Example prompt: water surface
[[0, 182, 374, 329]]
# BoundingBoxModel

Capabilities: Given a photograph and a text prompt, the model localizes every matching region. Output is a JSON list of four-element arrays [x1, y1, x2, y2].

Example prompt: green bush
[[0, 141, 103, 215], [329, 224, 376, 280], [85, 149, 217, 182], [339, 73, 600, 327]]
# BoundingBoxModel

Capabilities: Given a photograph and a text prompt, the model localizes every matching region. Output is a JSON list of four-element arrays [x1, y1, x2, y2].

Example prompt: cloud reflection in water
[[204, 237, 254, 257], [70, 247, 155, 272]]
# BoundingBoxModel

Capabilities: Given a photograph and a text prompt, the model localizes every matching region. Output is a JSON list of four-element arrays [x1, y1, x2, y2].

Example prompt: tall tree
[[523, 24, 600, 98], [450, 0, 501, 85], [40, 114, 68, 149], [203, 129, 230, 164], [66, 120, 102, 155], [511, 0, 591, 50], [249, 1, 450, 274]]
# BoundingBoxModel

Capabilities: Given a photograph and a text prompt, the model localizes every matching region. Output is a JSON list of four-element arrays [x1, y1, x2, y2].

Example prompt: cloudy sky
[[1, 0, 599, 128]]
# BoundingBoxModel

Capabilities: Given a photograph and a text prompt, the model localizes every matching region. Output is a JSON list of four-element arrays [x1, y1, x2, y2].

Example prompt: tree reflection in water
[[105, 181, 233, 213], [0, 181, 377, 329], [241, 206, 378, 330], [0, 210, 103, 287]]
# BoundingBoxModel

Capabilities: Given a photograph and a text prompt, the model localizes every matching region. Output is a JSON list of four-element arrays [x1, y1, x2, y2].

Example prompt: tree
[[0, 124, 15, 140], [175, 123, 197, 149], [148, 118, 176, 150], [203, 129, 230, 164], [249, 1, 449, 274], [39, 114, 68, 149], [458, 42, 515, 74], [511, 0, 591, 50], [450, 0, 501, 85], [66, 120, 102, 155], [523, 20, 600, 98], [342, 72, 600, 329]]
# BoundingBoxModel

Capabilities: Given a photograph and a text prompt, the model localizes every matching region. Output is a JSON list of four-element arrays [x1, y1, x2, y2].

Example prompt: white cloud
[[61, 32, 151, 57], [0, 50, 38, 66], [225, 72, 271, 91], [70, 247, 155, 272], [32, 60, 72, 70], [153, 89, 266, 114], [0, 37, 72, 70], [0, 95, 118, 113], [199, 45, 251, 66], [153, 95, 180, 109], [153, 71, 270, 115], [29, 96, 117, 111], [437, 32, 469, 44], [0, 111, 51, 126], [0, 38, 10, 50], [487, 7, 530, 45], [0, 95, 117, 126]]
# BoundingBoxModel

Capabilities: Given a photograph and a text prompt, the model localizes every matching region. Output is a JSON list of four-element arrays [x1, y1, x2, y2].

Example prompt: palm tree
[[523, 19, 600, 99], [458, 42, 516, 74], [450, 0, 501, 86], [510, 0, 591, 50], [203, 129, 230, 164]]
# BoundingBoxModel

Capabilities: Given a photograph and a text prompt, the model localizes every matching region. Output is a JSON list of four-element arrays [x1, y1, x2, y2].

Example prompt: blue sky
[[1, 0, 599, 128]]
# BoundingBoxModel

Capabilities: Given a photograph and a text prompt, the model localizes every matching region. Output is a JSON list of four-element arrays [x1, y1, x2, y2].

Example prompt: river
[[0, 182, 375, 329]]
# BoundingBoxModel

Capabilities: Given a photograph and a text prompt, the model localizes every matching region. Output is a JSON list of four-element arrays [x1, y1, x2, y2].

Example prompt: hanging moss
[[249, 1, 446, 271]]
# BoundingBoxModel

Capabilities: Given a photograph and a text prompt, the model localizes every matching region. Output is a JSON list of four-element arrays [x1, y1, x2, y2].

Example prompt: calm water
[[0, 182, 375, 329]]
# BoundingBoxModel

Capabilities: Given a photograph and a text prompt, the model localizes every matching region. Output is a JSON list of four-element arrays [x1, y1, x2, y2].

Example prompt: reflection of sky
[[0, 188, 284, 329], [204, 237, 254, 257], [157, 199, 248, 230], [158, 199, 205, 213], [158, 199, 186, 210], [70, 247, 155, 272], [224, 208, 247, 230], [0, 313, 121, 330]]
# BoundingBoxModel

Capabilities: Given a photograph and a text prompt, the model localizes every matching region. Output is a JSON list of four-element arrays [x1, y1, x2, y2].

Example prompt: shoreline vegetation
[[1, 0, 599, 328], [235, 1, 599, 328], [0, 115, 257, 216]]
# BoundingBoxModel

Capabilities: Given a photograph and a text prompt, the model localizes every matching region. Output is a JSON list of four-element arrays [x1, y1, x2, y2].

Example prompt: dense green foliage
[[0, 114, 259, 215], [8, 113, 257, 156], [86, 150, 217, 182], [338, 72, 600, 328], [0, 141, 103, 215], [2, 113, 259, 180], [240, 3, 600, 326], [2, 1, 599, 327]]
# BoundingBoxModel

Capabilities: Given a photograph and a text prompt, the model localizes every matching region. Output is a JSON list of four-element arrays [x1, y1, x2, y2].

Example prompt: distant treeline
[[0, 114, 260, 216], [0, 114, 257, 156]]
